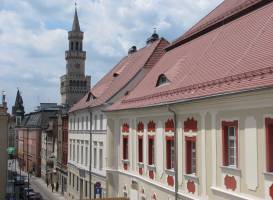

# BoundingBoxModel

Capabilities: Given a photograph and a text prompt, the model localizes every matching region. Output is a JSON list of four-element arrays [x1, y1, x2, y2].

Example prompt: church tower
[[60, 7, 91, 106]]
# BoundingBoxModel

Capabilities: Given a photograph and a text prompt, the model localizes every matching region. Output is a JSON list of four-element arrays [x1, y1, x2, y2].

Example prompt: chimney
[[128, 46, 137, 55]]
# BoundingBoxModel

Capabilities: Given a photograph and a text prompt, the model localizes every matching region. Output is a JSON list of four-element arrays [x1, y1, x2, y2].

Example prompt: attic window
[[86, 92, 96, 102], [156, 74, 168, 87], [113, 73, 119, 77]]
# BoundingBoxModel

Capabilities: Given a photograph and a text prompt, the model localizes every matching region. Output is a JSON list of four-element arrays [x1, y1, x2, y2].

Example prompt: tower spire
[[72, 2, 81, 32]]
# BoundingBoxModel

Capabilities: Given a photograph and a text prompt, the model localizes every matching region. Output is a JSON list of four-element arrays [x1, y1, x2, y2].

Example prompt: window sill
[[165, 169, 175, 176], [147, 164, 156, 171], [263, 172, 273, 180], [137, 162, 144, 167], [221, 166, 241, 176], [122, 159, 129, 164], [184, 174, 199, 183]]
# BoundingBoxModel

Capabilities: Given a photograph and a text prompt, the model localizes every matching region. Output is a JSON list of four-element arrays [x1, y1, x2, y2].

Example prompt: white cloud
[[0, 0, 223, 112]]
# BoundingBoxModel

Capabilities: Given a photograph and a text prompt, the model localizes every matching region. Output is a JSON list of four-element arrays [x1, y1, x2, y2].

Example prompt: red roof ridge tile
[[121, 66, 273, 105]]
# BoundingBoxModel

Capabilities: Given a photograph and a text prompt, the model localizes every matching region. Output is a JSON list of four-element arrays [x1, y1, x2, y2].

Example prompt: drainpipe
[[89, 109, 93, 199], [167, 105, 178, 200]]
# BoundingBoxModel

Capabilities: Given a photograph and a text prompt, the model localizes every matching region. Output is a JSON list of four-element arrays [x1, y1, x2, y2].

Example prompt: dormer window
[[113, 73, 119, 77], [156, 74, 168, 87], [86, 92, 96, 102]]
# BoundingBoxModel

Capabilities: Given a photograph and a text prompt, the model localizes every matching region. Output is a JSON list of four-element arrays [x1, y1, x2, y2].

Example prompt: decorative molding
[[139, 167, 143, 175], [148, 121, 156, 132], [165, 119, 174, 132], [137, 121, 144, 132], [184, 118, 198, 132], [149, 170, 154, 179], [224, 175, 237, 191], [167, 175, 174, 187], [122, 123, 129, 133], [187, 180, 195, 194]]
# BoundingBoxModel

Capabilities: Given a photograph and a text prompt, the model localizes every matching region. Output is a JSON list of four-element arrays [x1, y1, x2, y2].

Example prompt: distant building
[[0, 92, 8, 199], [17, 103, 59, 177], [8, 90, 25, 148]]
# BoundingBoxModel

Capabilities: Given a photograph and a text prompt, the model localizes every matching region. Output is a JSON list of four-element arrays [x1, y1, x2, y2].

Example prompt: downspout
[[168, 105, 178, 200], [89, 109, 93, 199]]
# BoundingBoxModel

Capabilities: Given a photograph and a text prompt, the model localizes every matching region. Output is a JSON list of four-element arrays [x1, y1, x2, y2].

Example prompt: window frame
[[222, 121, 238, 167], [138, 136, 143, 163], [265, 118, 273, 172], [123, 136, 129, 160], [148, 136, 155, 165], [185, 136, 197, 175], [166, 136, 174, 170]]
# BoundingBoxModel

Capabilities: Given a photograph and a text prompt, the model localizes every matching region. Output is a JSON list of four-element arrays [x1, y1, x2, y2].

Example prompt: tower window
[[70, 42, 74, 50], [156, 74, 169, 87], [76, 42, 79, 50]]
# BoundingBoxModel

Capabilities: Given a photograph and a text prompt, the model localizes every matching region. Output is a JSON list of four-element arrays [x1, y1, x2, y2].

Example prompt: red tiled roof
[[108, 1, 273, 111], [69, 38, 169, 112], [168, 0, 266, 50]]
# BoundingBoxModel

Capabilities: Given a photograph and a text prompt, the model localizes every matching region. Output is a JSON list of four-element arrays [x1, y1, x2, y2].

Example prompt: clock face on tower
[[75, 63, 80, 69]]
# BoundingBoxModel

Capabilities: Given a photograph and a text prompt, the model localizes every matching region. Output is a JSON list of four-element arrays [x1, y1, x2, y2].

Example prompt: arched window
[[156, 74, 168, 87]]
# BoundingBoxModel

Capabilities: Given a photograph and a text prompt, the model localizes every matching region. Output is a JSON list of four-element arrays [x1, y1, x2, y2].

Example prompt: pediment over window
[[148, 121, 156, 132], [137, 122, 144, 132], [122, 123, 129, 133], [165, 119, 174, 132], [184, 118, 198, 132]]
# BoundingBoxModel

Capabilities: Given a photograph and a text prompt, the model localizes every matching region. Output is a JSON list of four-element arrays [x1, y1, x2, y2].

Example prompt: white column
[[211, 111, 217, 186], [156, 120, 164, 176], [177, 121, 183, 185], [200, 112, 207, 198]]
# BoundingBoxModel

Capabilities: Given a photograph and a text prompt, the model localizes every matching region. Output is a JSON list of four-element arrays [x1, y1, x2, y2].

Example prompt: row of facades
[[14, 0, 273, 200]]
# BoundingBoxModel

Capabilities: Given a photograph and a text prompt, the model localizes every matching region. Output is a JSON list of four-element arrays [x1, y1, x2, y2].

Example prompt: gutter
[[167, 105, 178, 200]]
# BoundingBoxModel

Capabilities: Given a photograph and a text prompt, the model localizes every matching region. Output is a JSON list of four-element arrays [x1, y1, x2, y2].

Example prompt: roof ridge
[[167, 0, 270, 51]]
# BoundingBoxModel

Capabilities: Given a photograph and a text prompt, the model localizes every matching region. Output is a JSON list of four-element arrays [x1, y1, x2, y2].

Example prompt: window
[[123, 136, 128, 160], [77, 118, 80, 130], [166, 137, 174, 169], [76, 42, 79, 50], [70, 143, 72, 160], [69, 172, 71, 185], [148, 136, 155, 165], [82, 116, 84, 130], [70, 42, 73, 50], [85, 146, 88, 166], [138, 136, 143, 163], [73, 118, 76, 130], [99, 149, 103, 170], [77, 176, 79, 191], [81, 146, 83, 164], [94, 148, 97, 168], [77, 144, 79, 163], [156, 74, 168, 87], [222, 121, 238, 167], [73, 143, 75, 161], [94, 115, 97, 130], [266, 118, 273, 172], [73, 174, 75, 188], [100, 114, 103, 130], [85, 181, 88, 197], [86, 116, 89, 130], [185, 136, 196, 174]]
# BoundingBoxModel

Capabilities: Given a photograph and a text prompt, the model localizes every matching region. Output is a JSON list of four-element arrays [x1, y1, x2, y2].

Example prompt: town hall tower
[[60, 7, 91, 106]]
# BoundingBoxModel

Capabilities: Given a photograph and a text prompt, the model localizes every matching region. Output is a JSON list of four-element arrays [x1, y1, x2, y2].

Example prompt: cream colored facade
[[106, 88, 273, 200], [67, 108, 107, 200]]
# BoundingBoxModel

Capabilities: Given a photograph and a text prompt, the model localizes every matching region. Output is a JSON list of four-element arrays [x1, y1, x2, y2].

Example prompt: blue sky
[[0, 0, 223, 112]]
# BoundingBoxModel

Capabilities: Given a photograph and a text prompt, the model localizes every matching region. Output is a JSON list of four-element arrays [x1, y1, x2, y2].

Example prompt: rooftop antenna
[[75, 0, 77, 10]]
